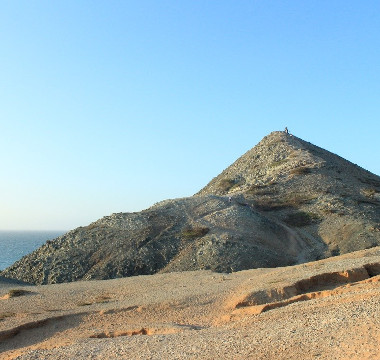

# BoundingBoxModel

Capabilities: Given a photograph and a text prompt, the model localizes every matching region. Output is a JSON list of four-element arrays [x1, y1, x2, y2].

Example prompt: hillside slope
[[2, 131, 380, 284], [198, 131, 380, 254]]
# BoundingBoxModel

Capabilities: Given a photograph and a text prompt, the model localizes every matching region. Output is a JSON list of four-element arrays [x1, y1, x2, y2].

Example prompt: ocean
[[0, 231, 66, 271]]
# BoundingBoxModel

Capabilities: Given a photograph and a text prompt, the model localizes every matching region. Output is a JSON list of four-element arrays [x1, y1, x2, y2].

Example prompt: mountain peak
[[197, 130, 376, 196]]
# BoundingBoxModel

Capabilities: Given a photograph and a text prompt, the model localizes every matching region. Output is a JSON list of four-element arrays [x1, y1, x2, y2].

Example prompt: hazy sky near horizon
[[1, 1, 379, 230]]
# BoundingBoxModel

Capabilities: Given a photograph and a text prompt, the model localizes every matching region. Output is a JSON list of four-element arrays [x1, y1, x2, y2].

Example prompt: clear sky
[[1, 1, 379, 230]]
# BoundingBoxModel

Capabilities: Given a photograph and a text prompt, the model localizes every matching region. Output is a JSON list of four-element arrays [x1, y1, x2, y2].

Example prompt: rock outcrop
[[2, 131, 380, 284]]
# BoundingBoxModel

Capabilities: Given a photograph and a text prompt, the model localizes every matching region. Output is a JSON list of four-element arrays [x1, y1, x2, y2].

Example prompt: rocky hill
[[2, 131, 380, 284]]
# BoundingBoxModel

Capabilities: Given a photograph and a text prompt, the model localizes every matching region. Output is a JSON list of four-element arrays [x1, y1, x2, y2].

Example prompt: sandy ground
[[2, 247, 380, 359]]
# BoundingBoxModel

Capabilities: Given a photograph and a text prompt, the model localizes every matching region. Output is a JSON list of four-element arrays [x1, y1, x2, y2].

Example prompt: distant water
[[0, 231, 66, 271]]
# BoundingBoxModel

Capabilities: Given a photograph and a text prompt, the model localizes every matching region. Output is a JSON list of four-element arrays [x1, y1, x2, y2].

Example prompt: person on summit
[[284, 127, 289, 134]]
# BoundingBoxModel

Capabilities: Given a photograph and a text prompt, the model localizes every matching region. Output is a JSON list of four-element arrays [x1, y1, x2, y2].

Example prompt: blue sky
[[1, 1, 379, 230]]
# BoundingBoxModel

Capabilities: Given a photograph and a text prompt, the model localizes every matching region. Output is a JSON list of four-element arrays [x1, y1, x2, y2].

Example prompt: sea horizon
[[0, 230, 67, 271]]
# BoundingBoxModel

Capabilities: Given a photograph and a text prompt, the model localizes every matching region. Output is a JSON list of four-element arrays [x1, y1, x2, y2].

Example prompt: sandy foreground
[[2, 248, 380, 359]]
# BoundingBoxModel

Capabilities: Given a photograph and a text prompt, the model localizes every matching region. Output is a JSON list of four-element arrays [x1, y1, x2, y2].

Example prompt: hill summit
[[2, 131, 380, 284]]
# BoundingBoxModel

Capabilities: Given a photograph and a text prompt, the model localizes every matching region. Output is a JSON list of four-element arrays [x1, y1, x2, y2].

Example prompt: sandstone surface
[[2, 247, 380, 359]]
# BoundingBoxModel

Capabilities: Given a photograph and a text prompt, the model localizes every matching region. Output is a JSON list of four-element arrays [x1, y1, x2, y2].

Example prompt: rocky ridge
[[2, 131, 380, 284]]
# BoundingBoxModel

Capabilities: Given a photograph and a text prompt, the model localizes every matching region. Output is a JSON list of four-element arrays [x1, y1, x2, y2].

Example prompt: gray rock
[[2, 131, 380, 284]]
